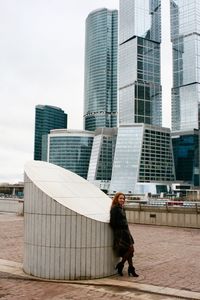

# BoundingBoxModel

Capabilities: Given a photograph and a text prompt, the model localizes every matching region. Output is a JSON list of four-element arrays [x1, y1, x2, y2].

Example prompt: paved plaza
[[0, 213, 200, 299]]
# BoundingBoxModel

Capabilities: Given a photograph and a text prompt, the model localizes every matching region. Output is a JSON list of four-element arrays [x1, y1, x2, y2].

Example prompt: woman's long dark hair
[[111, 192, 125, 208]]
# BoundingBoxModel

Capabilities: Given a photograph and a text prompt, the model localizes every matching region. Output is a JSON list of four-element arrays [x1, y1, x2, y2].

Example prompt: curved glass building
[[45, 129, 94, 179], [84, 8, 118, 131]]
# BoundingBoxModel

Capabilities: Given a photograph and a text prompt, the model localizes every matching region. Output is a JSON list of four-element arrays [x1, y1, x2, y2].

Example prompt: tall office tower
[[84, 8, 118, 131], [34, 105, 67, 161], [171, 0, 200, 131], [109, 0, 175, 194], [119, 0, 162, 126]]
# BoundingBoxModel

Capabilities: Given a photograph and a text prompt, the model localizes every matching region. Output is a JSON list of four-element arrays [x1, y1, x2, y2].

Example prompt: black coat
[[110, 204, 134, 257]]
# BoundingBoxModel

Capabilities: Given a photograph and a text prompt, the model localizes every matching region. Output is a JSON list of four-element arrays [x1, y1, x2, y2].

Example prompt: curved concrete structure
[[23, 161, 117, 280]]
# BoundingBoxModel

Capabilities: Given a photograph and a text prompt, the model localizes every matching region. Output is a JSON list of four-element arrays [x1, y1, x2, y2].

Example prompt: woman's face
[[118, 194, 125, 207]]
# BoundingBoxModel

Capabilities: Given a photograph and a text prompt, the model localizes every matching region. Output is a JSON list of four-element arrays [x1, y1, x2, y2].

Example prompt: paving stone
[[0, 213, 200, 299]]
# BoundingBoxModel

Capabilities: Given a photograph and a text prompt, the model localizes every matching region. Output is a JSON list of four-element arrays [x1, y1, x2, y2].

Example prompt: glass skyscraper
[[84, 8, 118, 131], [170, 0, 200, 131], [119, 0, 162, 126], [34, 105, 67, 161], [109, 0, 176, 194]]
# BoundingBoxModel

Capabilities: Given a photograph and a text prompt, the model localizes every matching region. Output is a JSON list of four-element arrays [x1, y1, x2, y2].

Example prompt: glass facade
[[109, 124, 175, 194], [109, 125, 144, 194], [139, 128, 175, 182], [119, 0, 161, 44], [87, 128, 117, 184], [119, 0, 162, 126], [84, 8, 118, 131], [172, 130, 200, 186], [47, 130, 94, 179], [170, 0, 200, 131], [34, 105, 67, 161]]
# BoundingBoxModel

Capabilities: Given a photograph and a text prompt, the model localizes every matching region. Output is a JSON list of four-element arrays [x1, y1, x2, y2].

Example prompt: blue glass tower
[[172, 130, 199, 186], [84, 8, 118, 131], [34, 105, 67, 161]]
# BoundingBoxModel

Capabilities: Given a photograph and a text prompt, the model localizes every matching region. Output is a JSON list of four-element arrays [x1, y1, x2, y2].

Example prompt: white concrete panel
[[46, 195, 51, 215], [95, 248, 100, 277], [49, 246, 55, 279], [41, 246, 46, 278], [81, 216, 87, 248], [46, 215, 51, 247], [55, 247, 60, 279], [41, 214, 46, 247], [91, 219, 96, 247], [65, 216, 71, 248], [45, 247, 50, 279], [64, 248, 70, 279], [50, 215, 56, 247], [50, 199, 56, 215], [76, 216, 82, 248], [80, 248, 86, 277], [90, 248, 96, 278], [59, 248, 65, 279], [55, 216, 61, 247], [70, 248, 76, 280], [37, 245, 42, 277], [96, 222, 101, 247], [85, 248, 91, 277], [75, 248, 81, 278], [70, 215, 76, 248], [60, 216, 66, 247]]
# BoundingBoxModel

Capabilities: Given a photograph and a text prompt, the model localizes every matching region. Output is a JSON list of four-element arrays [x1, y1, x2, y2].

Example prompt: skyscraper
[[170, 0, 200, 185], [109, 0, 175, 194], [119, 0, 162, 126], [171, 0, 200, 131], [84, 8, 118, 131], [34, 105, 67, 161]]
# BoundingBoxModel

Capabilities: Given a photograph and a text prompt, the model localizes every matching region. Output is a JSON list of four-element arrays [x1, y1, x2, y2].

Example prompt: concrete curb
[[0, 259, 200, 300]]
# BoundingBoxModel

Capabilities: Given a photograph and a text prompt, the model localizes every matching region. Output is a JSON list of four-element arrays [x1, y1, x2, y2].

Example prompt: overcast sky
[[0, 0, 172, 183]]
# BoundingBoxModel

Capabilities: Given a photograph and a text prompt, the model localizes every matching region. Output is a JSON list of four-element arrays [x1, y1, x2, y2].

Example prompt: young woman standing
[[110, 192, 139, 277]]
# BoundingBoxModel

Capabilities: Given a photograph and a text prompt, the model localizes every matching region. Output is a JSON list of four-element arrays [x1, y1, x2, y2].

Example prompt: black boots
[[128, 265, 139, 277], [115, 262, 124, 276], [116, 262, 139, 277]]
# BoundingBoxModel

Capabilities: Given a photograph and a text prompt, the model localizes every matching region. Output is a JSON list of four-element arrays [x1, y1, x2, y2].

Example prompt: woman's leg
[[126, 246, 139, 277], [121, 245, 134, 264], [115, 245, 134, 276]]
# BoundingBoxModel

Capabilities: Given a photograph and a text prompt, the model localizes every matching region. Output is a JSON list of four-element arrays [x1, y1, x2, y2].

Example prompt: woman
[[110, 192, 139, 277]]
